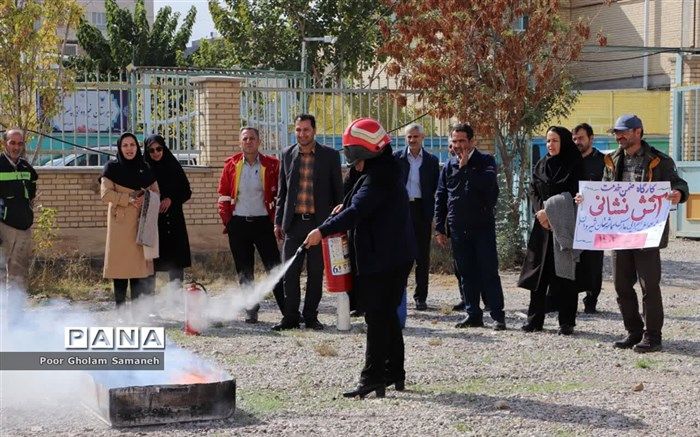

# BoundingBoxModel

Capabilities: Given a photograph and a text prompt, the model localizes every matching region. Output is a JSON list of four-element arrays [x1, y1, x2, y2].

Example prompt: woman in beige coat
[[101, 132, 159, 306]]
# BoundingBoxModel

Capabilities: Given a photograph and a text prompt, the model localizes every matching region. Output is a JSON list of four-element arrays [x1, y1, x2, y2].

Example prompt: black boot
[[342, 383, 385, 399]]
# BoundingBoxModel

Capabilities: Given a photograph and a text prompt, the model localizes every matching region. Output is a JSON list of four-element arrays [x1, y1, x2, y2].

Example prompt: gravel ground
[[1, 238, 699, 436]]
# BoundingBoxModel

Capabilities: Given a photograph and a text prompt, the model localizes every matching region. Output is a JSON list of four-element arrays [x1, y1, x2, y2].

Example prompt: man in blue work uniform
[[434, 123, 506, 330]]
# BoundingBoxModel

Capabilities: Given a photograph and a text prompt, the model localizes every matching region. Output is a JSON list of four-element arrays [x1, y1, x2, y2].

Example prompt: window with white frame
[[63, 43, 78, 56], [91, 12, 107, 30]]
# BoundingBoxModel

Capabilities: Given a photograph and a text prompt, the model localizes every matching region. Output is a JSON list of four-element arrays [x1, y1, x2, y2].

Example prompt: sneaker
[[415, 301, 428, 311], [454, 317, 484, 328], [613, 333, 643, 349]]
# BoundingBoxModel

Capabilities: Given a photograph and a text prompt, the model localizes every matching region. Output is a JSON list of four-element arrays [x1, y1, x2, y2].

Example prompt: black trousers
[[454, 259, 488, 308], [527, 241, 578, 327], [113, 278, 147, 306], [612, 248, 663, 340], [281, 215, 323, 323], [451, 228, 505, 322], [578, 250, 604, 308], [454, 259, 464, 303], [409, 200, 431, 303], [227, 216, 284, 312], [358, 262, 412, 385]]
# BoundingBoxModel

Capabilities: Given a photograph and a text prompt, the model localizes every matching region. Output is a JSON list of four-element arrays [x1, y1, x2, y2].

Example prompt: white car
[[42, 147, 199, 167]]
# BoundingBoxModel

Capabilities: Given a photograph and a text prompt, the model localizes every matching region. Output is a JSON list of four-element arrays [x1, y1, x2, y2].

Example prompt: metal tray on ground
[[88, 376, 236, 427]]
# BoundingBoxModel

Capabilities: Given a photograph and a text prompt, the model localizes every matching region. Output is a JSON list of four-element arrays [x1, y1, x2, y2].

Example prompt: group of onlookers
[[0, 112, 689, 398]]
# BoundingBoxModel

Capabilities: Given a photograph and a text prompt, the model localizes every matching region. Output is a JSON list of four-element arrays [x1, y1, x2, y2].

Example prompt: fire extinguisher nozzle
[[296, 245, 308, 257]]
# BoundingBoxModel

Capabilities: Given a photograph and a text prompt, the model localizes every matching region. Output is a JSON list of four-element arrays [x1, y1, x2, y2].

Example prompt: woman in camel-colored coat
[[101, 132, 159, 306]]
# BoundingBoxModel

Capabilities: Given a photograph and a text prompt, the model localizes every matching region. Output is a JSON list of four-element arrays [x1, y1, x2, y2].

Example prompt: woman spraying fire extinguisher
[[304, 118, 415, 399]]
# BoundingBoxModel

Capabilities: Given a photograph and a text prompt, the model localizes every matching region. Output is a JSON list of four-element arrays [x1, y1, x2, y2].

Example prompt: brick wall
[[37, 76, 245, 256], [35, 166, 229, 256]]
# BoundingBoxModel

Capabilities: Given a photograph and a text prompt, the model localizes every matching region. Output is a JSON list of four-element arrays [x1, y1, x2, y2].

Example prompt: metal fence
[[30, 67, 454, 166], [30, 67, 306, 166], [240, 74, 453, 160]]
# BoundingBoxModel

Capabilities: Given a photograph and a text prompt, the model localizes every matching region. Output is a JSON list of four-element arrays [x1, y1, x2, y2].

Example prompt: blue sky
[[153, 0, 215, 45]]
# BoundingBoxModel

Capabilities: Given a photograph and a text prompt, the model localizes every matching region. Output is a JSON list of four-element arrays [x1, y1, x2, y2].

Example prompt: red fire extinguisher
[[321, 232, 353, 292], [321, 233, 353, 331], [184, 282, 208, 335]]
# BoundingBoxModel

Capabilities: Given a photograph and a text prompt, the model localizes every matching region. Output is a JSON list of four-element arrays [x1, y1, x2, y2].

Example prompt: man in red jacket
[[218, 127, 284, 323]]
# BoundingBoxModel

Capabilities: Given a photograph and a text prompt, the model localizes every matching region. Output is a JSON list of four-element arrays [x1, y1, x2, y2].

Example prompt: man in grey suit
[[273, 114, 343, 331]]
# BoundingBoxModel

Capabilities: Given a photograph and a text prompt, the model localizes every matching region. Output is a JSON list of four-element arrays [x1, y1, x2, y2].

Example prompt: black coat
[[518, 130, 583, 292], [319, 148, 416, 276], [434, 149, 499, 235], [144, 136, 192, 271]]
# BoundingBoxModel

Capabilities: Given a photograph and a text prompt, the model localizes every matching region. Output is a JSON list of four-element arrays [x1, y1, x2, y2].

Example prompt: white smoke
[[0, 251, 299, 430]]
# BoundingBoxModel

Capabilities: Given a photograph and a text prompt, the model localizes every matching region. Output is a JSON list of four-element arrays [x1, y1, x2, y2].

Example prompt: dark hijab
[[143, 134, 190, 201], [533, 126, 583, 198], [101, 132, 156, 190], [361, 144, 399, 186]]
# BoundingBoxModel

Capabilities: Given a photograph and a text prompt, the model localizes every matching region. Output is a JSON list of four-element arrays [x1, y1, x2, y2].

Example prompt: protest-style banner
[[573, 181, 672, 250]]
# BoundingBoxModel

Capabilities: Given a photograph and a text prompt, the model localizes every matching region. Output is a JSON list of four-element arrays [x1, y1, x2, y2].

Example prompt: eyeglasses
[[148, 146, 163, 153]]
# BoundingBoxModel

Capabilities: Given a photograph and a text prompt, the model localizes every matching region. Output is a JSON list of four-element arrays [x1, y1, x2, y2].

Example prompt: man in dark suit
[[435, 123, 506, 330], [394, 123, 440, 310], [572, 122, 605, 314], [273, 114, 343, 330]]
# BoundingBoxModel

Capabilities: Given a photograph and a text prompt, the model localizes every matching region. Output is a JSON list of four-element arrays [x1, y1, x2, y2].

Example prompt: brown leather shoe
[[632, 337, 662, 353]]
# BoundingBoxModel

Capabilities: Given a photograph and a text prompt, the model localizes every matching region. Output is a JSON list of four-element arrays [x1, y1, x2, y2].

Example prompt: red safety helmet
[[342, 118, 391, 165]]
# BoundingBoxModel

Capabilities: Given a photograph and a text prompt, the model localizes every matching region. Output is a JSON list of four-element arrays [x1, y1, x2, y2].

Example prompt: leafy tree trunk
[[494, 130, 527, 268]]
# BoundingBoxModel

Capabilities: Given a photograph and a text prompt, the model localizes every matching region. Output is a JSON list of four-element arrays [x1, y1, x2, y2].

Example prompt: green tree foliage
[[201, 0, 387, 81], [0, 0, 82, 137], [74, 0, 196, 72], [182, 38, 238, 69]]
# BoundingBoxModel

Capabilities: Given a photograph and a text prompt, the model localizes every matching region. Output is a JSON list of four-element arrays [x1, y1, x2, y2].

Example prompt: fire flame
[[174, 370, 210, 385]]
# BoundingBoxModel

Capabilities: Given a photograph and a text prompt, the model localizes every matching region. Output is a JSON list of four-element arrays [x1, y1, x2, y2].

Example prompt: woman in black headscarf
[[143, 134, 192, 284], [517, 126, 583, 335], [101, 132, 159, 306]]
